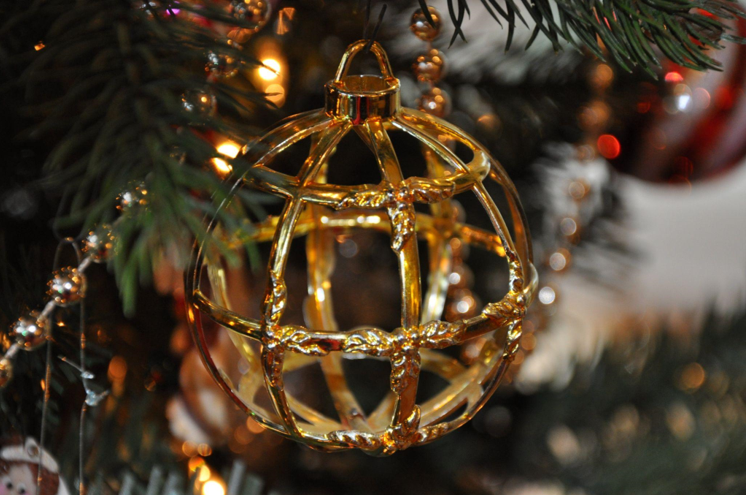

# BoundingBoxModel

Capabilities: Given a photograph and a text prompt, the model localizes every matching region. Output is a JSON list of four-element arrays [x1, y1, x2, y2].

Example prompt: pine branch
[[516, 312, 746, 494], [3, 0, 743, 317], [3, 0, 271, 314], [445, 0, 746, 75]]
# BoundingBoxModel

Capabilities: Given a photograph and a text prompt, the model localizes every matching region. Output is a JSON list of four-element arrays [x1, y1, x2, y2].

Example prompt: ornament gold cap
[[325, 40, 400, 125]]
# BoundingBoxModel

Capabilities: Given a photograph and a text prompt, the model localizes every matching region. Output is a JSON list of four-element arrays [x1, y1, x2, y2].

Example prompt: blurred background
[[1, 0, 746, 494]]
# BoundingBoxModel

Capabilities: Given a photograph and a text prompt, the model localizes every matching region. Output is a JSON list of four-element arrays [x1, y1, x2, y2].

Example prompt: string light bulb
[[217, 141, 240, 159], [212, 141, 241, 176], [258, 58, 281, 80], [212, 158, 232, 176], [202, 480, 225, 495]]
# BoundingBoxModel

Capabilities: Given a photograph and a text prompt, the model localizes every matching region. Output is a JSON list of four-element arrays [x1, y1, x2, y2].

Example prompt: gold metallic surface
[[413, 49, 447, 83], [185, 40, 536, 455], [325, 42, 400, 125], [410, 7, 443, 42], [418, 87, 452, 118]]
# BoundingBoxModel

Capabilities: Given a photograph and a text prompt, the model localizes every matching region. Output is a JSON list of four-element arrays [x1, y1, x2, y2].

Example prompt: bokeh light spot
[[597, 134, 621, 159], [665, 71, 684, 83], [258, 59, 281, 80]]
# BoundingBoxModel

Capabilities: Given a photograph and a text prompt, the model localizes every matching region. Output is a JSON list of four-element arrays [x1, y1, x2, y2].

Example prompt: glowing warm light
[[217, 142, 240, 158], [679, 363, 706, 391], [182, 441, 198, 457], [476, 113, 500, 131], [107, 356, 128, 381], [34, 42, 45, 51], [246, 418, 264, 434], [212, 158, 232, 176], [591, 63, 614, 90], [265, 83, 286, 106], [258, 59, 281, 80], [522, 332, 537, 351], [202, 480, 225, 495], [597, 134, 621, 159], [277, 7, 296, 35], [197, 466, 211, 482], [234, 425, 253, 445], [665, 71, 684, 83], [188, 456, 205, 472], [513, 349, 525, 365]]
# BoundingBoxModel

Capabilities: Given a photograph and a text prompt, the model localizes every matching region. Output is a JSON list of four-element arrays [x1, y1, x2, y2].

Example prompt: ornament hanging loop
[[325, 40, 400, 124], [53, 237, 83, 271], [333, 40, 395, 81]]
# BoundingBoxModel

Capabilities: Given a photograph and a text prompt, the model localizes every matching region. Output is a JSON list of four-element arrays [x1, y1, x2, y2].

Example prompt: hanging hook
[[363, 0, 387, 54]]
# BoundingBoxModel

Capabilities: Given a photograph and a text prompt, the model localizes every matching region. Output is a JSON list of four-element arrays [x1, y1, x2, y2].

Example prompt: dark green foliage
[[3, 0, 269, 314], [514, 312, 746, 494], [448, 0, 745, 76]]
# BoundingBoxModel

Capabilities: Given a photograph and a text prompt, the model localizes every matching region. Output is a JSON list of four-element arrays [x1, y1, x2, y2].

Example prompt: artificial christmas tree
[[1, 0, 745, 493]]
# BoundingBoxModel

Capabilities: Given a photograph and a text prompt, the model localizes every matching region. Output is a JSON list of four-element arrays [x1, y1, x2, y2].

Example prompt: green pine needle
[[444, 0, 746, 73]]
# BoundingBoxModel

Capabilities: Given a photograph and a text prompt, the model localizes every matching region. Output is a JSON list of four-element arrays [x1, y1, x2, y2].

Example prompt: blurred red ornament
[[621, 17, 746, 182]]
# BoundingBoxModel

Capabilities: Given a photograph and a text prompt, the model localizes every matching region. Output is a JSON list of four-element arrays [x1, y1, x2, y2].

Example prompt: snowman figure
[[0, 438, 69, 495]]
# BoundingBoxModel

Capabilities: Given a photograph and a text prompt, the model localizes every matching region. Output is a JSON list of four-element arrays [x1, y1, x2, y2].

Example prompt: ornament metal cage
[[185, 40, 537, 455]]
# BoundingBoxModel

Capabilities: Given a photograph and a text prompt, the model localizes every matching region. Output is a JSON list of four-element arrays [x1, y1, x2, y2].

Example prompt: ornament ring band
[[325, 40, 400, 124]]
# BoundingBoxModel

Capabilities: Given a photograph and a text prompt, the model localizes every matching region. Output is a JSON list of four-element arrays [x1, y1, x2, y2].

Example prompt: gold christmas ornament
[[117, 182, 148, 211], [0, 358, 12, 389], [413, 49, 446, 83], [83, 224, 116, 263], [410, 7, 442, 42], [11, 312, 49, 351], [48, 267, 86, 306], [206, 40, 241, 79], [182, 89, 217, 117], [418, 86, 451, 118], [228, 0, 271, 43], [185, 41, 537, 455]]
